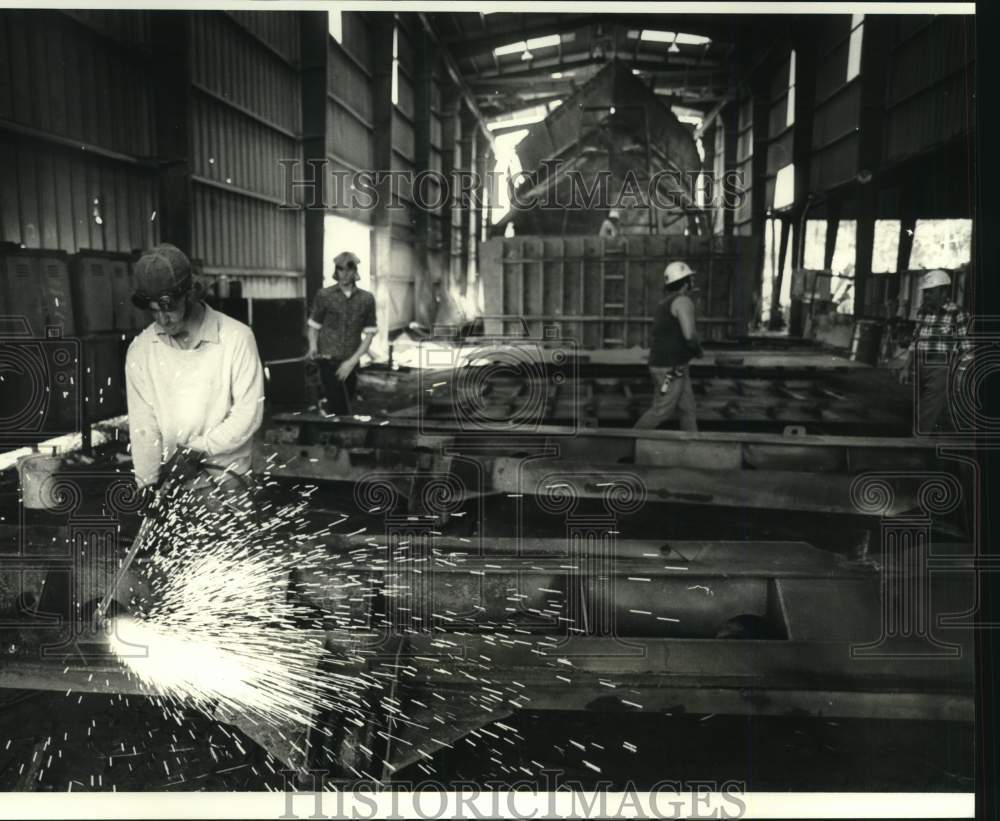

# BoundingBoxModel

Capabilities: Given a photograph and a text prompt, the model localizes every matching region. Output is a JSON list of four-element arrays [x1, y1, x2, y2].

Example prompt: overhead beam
[[693, 95, 733, 140], [419, 13, 496, 153], [443, 14, 596, 57], [470, 63, 728, 86], [441, 14, 739, 59], [474, 52, 723, 82]]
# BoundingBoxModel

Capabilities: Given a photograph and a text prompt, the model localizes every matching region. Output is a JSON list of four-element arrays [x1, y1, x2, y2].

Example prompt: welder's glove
[[686, 339, 705, 359], [158, 446, 208, 489]]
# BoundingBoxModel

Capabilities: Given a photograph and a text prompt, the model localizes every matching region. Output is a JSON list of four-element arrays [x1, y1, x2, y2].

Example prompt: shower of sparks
[[5, 460, 664, 789], [106, 480, 371, 757]]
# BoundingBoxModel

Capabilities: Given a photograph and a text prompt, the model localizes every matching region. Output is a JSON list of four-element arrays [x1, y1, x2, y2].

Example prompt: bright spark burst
[[107, 482, 369, 753]]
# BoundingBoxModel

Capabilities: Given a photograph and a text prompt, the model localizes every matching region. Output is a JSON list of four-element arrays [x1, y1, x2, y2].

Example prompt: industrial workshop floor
[[0, 691, 973, 791]]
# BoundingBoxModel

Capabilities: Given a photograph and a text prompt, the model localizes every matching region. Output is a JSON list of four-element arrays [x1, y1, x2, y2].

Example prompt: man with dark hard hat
[[898, 268, 972, 433], [634, 260, 702, 432], [307, 250, 377, 415], [125, 243, 265, 497]]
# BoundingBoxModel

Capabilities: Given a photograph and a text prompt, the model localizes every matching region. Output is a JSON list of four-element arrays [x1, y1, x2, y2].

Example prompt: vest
[[649, 291, 692, 367]]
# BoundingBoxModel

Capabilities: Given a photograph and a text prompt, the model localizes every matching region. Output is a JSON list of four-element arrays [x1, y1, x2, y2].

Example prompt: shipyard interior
[[0, 7, 981, 795]]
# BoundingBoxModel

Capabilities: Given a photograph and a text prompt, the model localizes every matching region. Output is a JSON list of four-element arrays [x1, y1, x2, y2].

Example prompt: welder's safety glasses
[[131, 286, 190, 312], [334, 261, 358, 271]]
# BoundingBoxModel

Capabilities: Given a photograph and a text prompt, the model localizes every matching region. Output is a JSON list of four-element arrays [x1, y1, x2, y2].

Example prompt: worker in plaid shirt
[[898, 269, 972, 433]]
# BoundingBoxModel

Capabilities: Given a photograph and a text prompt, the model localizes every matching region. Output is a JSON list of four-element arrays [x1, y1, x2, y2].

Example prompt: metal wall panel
[[326, 100, 374, 171], [814, 41, 850, 104], [340, 12, 373, 74], [324, 157, 374, 225], [189, 12, 301, 136], [884, 16, 974, 162], [885, 71, 970, 162], [227, 11, 300, 67], [192, 185, 303, 273], [0, 11, 155, 157], [225, 274, 304, 300], [62, 10, 152, 47], [191, 92, 298, 201], [329, 41, 374, 124], [0, 133, 157, 253], [809, 133, 859, 193], [766, 131, 794, 178], [733, 94, 754, 230], [808, 18, 862, 194], [392, 110, 415, 165], [481, 235, 756, 345], [188, 10, 304, 291], [811, 83, 861, 151]]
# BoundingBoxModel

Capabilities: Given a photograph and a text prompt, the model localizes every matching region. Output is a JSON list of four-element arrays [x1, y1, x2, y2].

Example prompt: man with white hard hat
[[898, 269, 971, 433], [634, 260, 702, 431], [599, 209, 621, 238]]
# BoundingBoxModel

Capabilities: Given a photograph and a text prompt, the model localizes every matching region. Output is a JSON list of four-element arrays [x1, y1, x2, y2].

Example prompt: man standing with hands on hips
[[307, 251, 378, 415], [634, 260, 702, 432]]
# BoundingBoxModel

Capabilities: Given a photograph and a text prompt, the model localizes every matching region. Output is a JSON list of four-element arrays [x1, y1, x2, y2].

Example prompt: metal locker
[[70, 253, 115, 334]]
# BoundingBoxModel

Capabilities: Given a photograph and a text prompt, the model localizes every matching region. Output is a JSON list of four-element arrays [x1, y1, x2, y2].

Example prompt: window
[[636, 30, 711, 46], [773, 163, 795, 210], [786, 50, 796, 128], [872, 220, 901, 273], [695, 172, 708, 208], [830, 220, 857, 313], [328, 11, 342, 43], [802, 219, 827, 270], [493, 34, 565, 57], [909, 219, 972, 270], [847, 14, 864, 82], [490, 129, 527, 224], [761, 218, 796, 321], [391, 26, 399, 106]]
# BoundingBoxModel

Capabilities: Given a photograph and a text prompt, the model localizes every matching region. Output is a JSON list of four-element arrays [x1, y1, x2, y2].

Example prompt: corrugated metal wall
[[387, 15, 418, 325], [809, 16, 861, 193], [189, 11, 304, 298], [426, 57, 447, 284], [0, 11, 158, 253], [327, 12, 375, 226], [732, 93, 754, 235], [764, 51, 795, 209], [884, 15, 974, 163]]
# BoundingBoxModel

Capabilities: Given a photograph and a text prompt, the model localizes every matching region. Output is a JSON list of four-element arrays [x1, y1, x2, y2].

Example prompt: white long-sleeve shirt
[[125, 303, 264, 488]]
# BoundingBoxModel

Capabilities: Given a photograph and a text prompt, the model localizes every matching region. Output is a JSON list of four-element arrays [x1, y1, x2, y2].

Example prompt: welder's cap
[[133, 244, 192, 298], [333, 251, 361, 269], [919, 269, 951, 290], [664, 260, 695, 285], [608, 209, 621, 221]]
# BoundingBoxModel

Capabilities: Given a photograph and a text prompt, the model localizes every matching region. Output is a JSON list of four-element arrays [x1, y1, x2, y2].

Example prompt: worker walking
[[898, 269, 972, 433], [634, 260, 702, 432], [307, 251, 378, 415], [599, 209, 621, 238]]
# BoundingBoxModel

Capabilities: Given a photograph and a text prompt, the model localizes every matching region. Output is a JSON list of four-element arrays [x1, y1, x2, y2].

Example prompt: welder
[[103, 243, 265, 614]]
